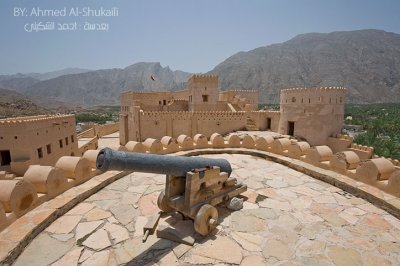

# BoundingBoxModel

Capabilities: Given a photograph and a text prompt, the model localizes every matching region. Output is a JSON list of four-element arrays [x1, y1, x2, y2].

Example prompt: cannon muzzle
[[96, 148, 232, 177]]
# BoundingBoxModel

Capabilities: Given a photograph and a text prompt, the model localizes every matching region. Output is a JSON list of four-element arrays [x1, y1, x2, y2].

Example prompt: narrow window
[[65, 137, 69, 145], [71, 135, 74, 143], [37, 148, 43, 159], [59, 139, 63, 148], [46, 144, 52, 154]]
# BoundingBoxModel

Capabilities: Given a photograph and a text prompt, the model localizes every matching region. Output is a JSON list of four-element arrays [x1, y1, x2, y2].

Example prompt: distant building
[[120, 75, 346, 146], [0, 115, 78, 175], [120, 75, 260, 144]]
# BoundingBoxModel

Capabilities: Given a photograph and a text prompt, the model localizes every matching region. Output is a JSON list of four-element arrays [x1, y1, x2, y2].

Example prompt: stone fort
[[1, 74, 400, 264], [120, 75, 346, 147]]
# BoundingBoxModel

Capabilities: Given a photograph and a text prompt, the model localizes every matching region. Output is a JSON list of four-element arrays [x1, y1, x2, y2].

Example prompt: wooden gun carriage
[[97, 148, 247, 235]]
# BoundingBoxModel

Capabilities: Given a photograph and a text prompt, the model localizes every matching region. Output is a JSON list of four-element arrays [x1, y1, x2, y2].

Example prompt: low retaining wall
[[1, 131, 400, 264]]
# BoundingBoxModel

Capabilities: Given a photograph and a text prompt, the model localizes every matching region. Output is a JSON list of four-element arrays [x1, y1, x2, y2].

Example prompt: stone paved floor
[[15, 154, 400, 265], [98, 132, 120, 149]]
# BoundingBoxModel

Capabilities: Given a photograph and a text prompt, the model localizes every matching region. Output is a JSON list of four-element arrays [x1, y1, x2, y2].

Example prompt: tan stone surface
[[82, 228, 112, 251], [75, 220, 103, 240], [240, 255, 266, 266], [262, 239, 293, 260], [188, 236, 243, 264], [51, 247, 83, 266], [45, 215, 81, 234], [327, 246, 363, 266], [103, 222, 130, 244], [85, 208, 112, 221], [14, 234, 74, 266], [67, 203, 95, 215], [231, 231, 263, 251], [11, 154, 400, 266], [81, 250, 111, 266]]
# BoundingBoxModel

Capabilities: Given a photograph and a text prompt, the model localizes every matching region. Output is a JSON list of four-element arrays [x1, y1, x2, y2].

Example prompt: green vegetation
[[345, 103, 400, 159], [74, 106, 120, 124], [259, 103, 280, 111], [75, 112, 113, 124]]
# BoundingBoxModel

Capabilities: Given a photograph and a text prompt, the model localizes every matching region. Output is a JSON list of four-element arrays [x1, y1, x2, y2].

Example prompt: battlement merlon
[[188, 74, 219, 82], [0, 114, 75, 125], [280, 87, 347, 94], [220, 89, 259, 93]]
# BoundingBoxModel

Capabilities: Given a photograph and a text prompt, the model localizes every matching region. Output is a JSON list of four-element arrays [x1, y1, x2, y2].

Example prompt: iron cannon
[[96, 148, 246, 236], [96, 147, 232, 176]]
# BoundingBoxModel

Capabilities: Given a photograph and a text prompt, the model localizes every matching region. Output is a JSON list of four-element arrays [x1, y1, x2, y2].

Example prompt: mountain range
[[1, 29, 400, 108], [209, 29, 400, 103], [0, 88, 50, 118]]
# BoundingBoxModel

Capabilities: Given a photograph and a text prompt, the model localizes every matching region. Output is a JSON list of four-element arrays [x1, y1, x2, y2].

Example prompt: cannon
[[97, 148, 247, 236]]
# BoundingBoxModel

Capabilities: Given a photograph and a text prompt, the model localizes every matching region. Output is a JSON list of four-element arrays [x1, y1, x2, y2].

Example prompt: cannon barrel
[[96, 148, 232, 176]]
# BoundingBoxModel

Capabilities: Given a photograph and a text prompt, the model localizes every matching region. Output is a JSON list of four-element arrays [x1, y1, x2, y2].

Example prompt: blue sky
[[0, 0, 399, 74]]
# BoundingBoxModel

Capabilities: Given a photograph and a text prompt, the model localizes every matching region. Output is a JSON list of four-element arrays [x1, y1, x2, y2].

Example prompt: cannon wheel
[[194, 204, 218, 236], [157, 191, 173, 212]]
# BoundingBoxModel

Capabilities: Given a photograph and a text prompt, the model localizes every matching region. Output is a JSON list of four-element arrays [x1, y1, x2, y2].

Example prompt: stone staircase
[[245, 118, 259, 131]]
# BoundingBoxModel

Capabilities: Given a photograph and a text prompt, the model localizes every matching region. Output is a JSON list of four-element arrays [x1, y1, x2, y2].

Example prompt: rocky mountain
[[24, 68, 92, 81], [3, 29, 400, 106], [0, 68, 91, 92], [18, 63, 191, 106], [0, 76, 39, 92], [208, 29, 400, 103], [0, 88, 50, 118]]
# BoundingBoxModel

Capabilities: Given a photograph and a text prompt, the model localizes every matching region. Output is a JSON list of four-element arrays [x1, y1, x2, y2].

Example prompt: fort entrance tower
[[278, 87, 346, 146]]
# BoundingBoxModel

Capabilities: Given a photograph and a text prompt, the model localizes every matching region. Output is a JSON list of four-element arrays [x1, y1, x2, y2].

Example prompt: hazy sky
[[0, 0, 399, 74]]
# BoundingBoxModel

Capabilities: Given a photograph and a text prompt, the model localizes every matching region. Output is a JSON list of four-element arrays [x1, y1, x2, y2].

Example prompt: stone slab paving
[[15, 154, 400, 265]]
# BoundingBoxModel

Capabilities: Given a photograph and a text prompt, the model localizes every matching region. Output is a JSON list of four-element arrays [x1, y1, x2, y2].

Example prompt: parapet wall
[[137, 111, 248, 141], [0, 114, 75, 124], [0, 153, 96, 232], [280, 87, 346, 105], [187, 74, 218, 83], [1, 130, 400, 266], [94, 123, 119, 137], [77, 123, 118, 139], [118, 133, 400, 201]]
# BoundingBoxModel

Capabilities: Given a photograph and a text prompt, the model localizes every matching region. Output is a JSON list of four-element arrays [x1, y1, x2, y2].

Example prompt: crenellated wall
[[279, 87, 346, 146], [136, 111, 248, 141], [2, 130, 400, 234], [121, 77, 347, 147], [118, 132, 400, 200], [0, 115, 79, 175], [0, 153, 95, 232]]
